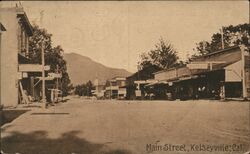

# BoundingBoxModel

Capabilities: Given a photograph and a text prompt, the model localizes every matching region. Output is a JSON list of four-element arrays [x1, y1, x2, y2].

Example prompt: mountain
[[63, 53, 132, 85]]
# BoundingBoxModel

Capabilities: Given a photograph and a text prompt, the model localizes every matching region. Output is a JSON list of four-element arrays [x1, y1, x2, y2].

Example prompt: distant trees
[[75, 80, 94, 96], [28, 25, 71, 96], [194, 23, 250, 56]]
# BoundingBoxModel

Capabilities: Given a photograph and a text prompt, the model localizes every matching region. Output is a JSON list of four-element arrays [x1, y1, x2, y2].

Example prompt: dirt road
[[1, 97, 249, 154]]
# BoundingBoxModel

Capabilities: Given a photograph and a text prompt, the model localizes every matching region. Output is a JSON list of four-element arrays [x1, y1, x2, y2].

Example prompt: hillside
[[64, 53, 132, 85]]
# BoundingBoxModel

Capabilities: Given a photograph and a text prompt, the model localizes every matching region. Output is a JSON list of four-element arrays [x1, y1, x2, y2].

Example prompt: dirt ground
[[1, 97, 249, 154]]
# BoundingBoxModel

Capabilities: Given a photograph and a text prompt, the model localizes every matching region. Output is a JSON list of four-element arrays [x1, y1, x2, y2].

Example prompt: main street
[[1, 97, 249, 154]]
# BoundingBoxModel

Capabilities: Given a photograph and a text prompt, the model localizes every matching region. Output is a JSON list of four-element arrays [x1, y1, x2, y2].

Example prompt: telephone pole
[[221, 27, 225, 49], [40, 10, 46, 108], [41, 41, 46, 108]]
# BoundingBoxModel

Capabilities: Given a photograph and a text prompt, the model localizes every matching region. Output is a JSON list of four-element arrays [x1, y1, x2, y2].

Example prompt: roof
[[154, 46, 241, 76], [193, 46, 240, 61], [153, 66, 184, 75]]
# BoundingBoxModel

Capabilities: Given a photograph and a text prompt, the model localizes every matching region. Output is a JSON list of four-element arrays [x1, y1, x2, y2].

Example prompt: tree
[[138, 38, 180, 78], [86, 80, 94, 96], [28, 25, 71, 96], [74, 81, 94, 97], [75, 84, 86, 96], [195, 23, 250, 55]]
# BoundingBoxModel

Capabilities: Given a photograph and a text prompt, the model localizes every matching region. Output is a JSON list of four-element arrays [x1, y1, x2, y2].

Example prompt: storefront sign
[[19, 64, 50, 72], [48, 73, 62, 78], [187, 63, 208, 69], [36, 77, 54, 80]]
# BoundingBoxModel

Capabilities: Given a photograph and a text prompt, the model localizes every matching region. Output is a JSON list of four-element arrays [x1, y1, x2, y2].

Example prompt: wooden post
[[0, 26, 2, 106], [209, 62, 212, 71], [220, 82, 225, 101], [26, 36, 29, 56], [110, 80, 111, 100], [240, 45, 247, 99], [56, 64, 59, 102], [30, 76, 34, 98], [41, 41, 46, 108]]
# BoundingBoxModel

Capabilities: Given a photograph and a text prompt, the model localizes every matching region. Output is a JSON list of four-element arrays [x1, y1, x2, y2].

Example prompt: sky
[[1, 1, 249, 72]]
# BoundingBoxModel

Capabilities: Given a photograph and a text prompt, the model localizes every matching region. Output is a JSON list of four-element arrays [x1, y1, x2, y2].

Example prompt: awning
[[179, 75, 199, 81], [145, 80, 168, 87], [145, 81, 159, 87]]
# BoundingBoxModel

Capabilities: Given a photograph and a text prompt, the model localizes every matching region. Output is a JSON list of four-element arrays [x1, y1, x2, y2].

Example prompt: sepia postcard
[[0, 1, 249, 154]]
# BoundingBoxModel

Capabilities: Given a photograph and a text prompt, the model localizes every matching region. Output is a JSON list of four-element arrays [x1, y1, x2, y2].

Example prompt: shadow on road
[[0, 110, 30, 126], [1, 130, 132, 154]]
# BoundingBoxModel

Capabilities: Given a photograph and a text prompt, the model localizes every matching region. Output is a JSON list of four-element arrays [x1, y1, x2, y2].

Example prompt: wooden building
[[152, 46, 250, 100], [104, 77, 126, 99], [0, 6, 55, 107]]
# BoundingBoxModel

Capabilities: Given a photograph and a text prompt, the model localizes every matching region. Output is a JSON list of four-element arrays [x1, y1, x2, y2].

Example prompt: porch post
[[30, 76, 34, 98], [220, 81, 225, 100]]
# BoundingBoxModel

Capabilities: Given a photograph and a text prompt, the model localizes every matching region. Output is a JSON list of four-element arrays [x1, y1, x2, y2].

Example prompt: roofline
[[154, 46, 241, 75], [192, 46, 240, 60], [16, 7, 33, 36], [153, 65, 186, 75]]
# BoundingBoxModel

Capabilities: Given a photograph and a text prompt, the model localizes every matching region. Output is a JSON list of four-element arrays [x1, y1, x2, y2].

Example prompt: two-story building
[[104, 77, 126, 99], [0, 6, 50, 107], [1, 6, 33, 107], [92, 79, 106, 98]]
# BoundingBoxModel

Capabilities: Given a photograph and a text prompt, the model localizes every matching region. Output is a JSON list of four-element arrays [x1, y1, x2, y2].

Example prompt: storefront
[[153, 46, 249, 100]]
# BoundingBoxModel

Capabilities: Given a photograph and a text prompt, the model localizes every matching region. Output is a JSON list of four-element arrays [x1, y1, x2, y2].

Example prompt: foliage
[[28, 25, 71, 96], [74, 80, 94, 96], [139, 38, 180, 70], [137, 38, 181, 80], [195, 23, 250, 56]]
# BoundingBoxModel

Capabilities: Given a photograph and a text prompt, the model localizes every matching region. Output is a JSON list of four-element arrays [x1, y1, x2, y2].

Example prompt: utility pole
[[56, 64, 59, 102], [40, 10, 46, 108], [221, 27, 225, 49], [41, 41, 46, 108]]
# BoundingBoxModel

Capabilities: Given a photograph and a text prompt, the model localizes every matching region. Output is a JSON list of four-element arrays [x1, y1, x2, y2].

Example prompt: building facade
[[104, 77, 126, 99], [1, 7, 34, 107], [0, 6, 53, 107], [152, 46, 250, 100], [125, 67, 159, 100]]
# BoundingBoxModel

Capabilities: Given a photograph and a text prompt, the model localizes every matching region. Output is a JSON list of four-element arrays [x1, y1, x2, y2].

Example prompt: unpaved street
[[1, 97, 249, 154]]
